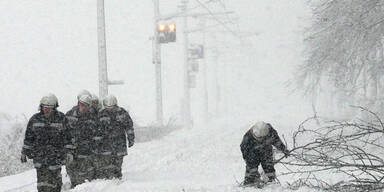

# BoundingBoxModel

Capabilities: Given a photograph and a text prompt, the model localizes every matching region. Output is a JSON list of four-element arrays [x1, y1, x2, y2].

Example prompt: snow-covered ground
[[0, 115, 322, 192], [0, 0, 321, 191]]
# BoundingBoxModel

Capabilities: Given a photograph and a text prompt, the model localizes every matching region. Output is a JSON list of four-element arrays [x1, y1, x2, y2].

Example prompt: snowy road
[[0, 117, 319, 192]]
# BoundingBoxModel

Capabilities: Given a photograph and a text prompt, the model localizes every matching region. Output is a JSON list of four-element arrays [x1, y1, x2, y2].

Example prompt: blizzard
[[0, 0, 328, 191]]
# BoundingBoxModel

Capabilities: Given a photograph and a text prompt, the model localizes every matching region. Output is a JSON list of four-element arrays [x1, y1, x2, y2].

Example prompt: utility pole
[[97, 0, 124, 99], [200, 18, 209, 123], [149, 0, 234, 126], [212, 34, 220, 116], [152, 0, 164, 126], [97, 0, 108, 99], [181, 0, 192, 128]]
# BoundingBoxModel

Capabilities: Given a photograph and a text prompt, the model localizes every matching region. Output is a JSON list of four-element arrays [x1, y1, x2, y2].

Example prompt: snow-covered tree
[[297, 0, 384, 116], [0, 113, 33, 176]]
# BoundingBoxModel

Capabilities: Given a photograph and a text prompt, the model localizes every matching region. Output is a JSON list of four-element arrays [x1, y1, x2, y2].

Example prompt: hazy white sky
[[0, 0, 311, 125]]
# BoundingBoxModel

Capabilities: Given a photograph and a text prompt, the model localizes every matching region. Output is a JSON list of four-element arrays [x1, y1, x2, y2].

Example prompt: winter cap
[[251, 121, 269, 138], [40, 93, 58, 108], [78, 95, 92, 106], [103, 95, 118, 108], [77, 89, 91, 101]]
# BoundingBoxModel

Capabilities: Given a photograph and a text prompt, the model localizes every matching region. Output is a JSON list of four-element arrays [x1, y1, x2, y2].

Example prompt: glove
[[128, 141, 134, 148], [283, 149, 290, 158], [65, 154, 74, 164], [21, 154, 27, 163]]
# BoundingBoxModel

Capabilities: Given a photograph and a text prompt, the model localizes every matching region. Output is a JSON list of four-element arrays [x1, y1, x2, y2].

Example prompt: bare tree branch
[[275, 107, 384, 191]]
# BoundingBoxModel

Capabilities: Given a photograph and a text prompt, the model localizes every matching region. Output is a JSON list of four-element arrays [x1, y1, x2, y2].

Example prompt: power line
[[187, 0, 213, 11], [193, 0, 239, 38], [215, 0, 237, 25], [211, 0, 243, 40]]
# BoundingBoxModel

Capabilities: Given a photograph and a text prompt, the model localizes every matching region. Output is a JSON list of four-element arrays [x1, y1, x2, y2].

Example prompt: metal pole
[[153, 0, 163, 125], [201, 18, 209, 123], [212, 34, 220, 116], [182, 0, 192, 128], [97, 0, 108, 99]]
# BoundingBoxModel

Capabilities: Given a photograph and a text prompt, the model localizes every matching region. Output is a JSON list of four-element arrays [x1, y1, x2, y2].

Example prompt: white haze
[[0, 0, 312, 125], [0, 1, 317, 191]]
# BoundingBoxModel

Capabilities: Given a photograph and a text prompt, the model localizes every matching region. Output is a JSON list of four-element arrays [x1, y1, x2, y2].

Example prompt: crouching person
[[240, 121, 290, 186], [95, 95, 134, 179], [21, 94, 71, 192]]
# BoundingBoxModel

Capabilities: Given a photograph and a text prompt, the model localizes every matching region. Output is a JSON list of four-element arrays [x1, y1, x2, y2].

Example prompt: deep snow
[[0, 116, 322, 192]]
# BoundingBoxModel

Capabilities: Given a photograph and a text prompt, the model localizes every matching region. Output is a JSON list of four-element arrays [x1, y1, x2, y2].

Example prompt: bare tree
[[278, 107, 384, 191], [296, 0, 384, 116]]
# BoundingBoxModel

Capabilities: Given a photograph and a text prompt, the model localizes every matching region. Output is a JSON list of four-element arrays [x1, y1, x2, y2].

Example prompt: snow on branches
[[279, 107, 384, 192], [295, 0, 384, 116]]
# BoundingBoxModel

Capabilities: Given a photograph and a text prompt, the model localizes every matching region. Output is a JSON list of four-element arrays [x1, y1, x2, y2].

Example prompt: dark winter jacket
[[22, 110, 71, 168], [90, 104, 102, 116], [240, 124, 287, 164], [66, 106, 101, 157], [98, 106, 134, 156]]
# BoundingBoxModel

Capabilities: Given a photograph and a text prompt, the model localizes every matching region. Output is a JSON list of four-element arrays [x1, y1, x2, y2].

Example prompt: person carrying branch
[[240, 121, 290, 186]]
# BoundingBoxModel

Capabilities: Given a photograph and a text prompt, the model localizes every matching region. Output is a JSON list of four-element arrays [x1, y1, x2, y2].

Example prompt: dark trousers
[[66, 156, 95, 188], [94, 155, 114, 180], [244, 154, 276, 184], [36, 167, 62, 192], [113, 156, 124, 179], [94, 155, 123, 180]]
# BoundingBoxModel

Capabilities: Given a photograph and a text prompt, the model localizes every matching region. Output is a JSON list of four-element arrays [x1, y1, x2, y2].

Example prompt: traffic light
[[188, 44, 204, 59], [167, 24, 176, 42], [157, 24, 167, 44], [157, 23, 176, 44], [158, 24, 166, 32]]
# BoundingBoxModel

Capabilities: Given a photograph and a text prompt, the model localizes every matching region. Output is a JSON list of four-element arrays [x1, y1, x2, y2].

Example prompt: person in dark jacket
[[90, 93, 102, 115], [21, 94, 73, 192], [65, 94, 101, 188], [240, 121, 290, 186], [96, 94, 134, 179]]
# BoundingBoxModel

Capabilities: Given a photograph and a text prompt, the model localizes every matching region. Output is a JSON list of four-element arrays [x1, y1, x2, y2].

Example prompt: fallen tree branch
[[276, 107, 384, 191]]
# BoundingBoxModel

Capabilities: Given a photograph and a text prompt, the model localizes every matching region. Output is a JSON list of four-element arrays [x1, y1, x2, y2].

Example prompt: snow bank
[[0, 113, 33, 177], [0, 117, 323, 192], [68, 117, 321, 192]]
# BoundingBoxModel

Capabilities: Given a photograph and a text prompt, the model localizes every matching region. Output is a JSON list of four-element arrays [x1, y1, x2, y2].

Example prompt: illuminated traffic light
[[158, 24, 166, 32], [167, 24, 176, 43], [157, 23, 176, 44], [169, 24, 176, 32]]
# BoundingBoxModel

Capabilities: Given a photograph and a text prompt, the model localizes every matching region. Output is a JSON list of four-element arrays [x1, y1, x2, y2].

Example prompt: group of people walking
[[21, 90, 134, 192]]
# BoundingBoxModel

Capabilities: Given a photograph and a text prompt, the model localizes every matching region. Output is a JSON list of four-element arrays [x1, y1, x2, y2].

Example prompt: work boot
[[243, 177, 254, 186], [267, 176, 277, 184], [243, 177, 263, 188]]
